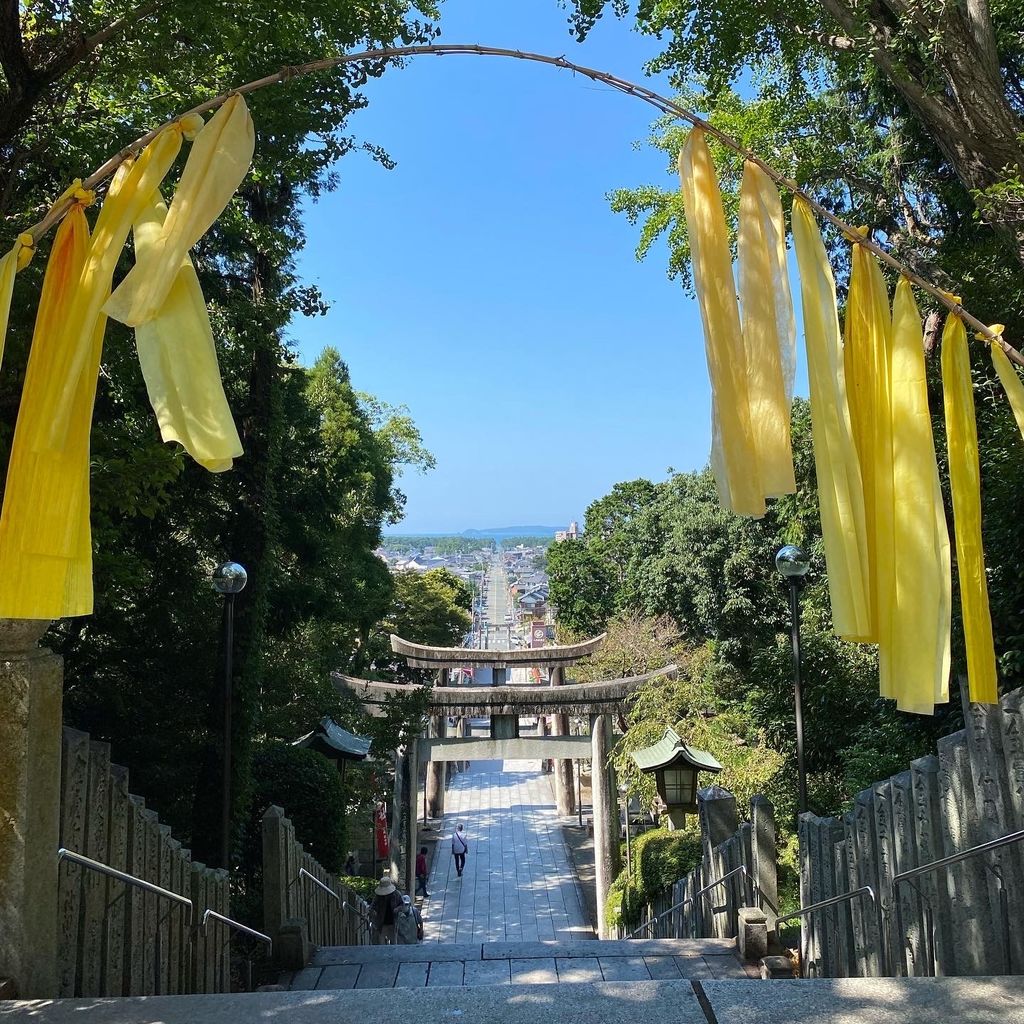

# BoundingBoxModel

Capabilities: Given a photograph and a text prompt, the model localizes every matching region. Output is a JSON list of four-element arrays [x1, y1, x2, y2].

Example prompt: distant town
[[376, 523, 580, 648]]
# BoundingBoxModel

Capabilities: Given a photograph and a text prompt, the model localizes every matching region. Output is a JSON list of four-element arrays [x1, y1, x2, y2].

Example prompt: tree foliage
[[0, 0, 439, 864]]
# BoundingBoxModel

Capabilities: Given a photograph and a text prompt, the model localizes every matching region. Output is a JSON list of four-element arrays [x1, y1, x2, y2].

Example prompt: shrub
[[605, 827, 704, 930], [246, 742, 348, 874]]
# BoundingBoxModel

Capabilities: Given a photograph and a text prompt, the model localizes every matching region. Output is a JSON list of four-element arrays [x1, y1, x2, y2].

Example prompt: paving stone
[[510, 957, 559, 984], [288, 967, 321, 990], [463, 959, 512, 986], [426, 961, 465, 987], [0, 982, 710, 1023], [555, 957, 602, 983], [354, 962, 399, 989], [316, 964, 359, 990], [644, 956, 682, 980], [314, 942, 481, 964], [598, 957, 651, 981], [701, 977, 1024, 1023], [674, 956, 713, 979], [394, 962, 430, 988], [701, 955, 748, 979]]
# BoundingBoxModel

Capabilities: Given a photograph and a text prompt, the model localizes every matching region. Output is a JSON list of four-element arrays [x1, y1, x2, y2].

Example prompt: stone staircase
[[6, 942, 1024, 1023], [278, 937, 757, 991]]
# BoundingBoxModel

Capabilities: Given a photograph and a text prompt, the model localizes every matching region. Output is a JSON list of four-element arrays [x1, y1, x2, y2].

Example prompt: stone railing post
[[262, 806, 287, 950], [0, 619, 61, 998], [751, 795, 779, 931]]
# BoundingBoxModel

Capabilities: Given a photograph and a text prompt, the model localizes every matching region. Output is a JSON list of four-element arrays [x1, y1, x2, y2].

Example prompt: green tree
[[1, 1, 440, 861], [567, 0, 1024, 266]]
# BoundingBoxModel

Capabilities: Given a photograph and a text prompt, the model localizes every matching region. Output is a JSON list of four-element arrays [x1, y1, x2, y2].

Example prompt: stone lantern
[[631, 727, 722, 830]]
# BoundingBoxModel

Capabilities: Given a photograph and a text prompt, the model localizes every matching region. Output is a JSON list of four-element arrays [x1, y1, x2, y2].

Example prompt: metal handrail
[[627, 863, 758, 939], [58, 848, 193, 924], [776, 885, 881, 978], [627, 895, 694, 938], [695, 864, 760, 908], [201, 909, 273, 953], [299, 867, 341, 903], [891, 826, 1024, 977]]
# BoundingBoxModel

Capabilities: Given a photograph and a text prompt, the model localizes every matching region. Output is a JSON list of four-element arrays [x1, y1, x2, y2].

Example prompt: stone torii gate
[[334, 644, 677, 936]]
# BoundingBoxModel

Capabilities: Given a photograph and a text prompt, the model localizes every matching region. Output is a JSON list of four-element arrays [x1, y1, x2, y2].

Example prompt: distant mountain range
[[461, 526, 561, 538], [384, 526, 561, 539]]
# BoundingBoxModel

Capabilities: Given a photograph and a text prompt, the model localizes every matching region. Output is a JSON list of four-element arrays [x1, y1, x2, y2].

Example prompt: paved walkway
[[422, 758, 593, 943]]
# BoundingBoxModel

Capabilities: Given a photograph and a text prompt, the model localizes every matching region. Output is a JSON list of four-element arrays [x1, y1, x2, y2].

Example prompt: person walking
[[395, 894, 421, 944], [415, 846, 430, 897], [451, 823, 468, 877], [371, 875, 402, 944]]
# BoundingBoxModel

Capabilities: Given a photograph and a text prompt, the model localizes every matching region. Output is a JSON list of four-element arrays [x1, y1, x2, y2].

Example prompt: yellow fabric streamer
[[0, 204, 94, 617], [889, 280, 951, 713], [790, 198, 872, 641], [990, 339, 1024, 441], [678, 130, 764, 517], [105, 95, 255, 328], [843, 242, 895, 686], [133, 194, 243, 471], [941, 312, 999, 703], [0, 233, 36, 368], [44, 126, 185, 449], [737, 161, 796, 497]]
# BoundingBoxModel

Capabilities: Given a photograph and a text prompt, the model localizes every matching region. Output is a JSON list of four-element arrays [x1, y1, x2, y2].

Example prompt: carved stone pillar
[[0, 619, 61, 997]]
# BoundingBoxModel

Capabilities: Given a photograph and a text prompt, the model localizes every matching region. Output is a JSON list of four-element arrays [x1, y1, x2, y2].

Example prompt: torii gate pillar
[[590, 712, 620, 938], [550, 665, 576, 817], [425, 714, 446, 819]]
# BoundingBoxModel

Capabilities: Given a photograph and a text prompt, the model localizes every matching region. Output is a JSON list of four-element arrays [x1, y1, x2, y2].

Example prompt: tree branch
[[0, 0, 33, 92], [961, 0, 1002, 81]]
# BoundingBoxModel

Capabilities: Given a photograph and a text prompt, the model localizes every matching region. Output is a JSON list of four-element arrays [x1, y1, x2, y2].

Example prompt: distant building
[[554, 520, 580, 542]]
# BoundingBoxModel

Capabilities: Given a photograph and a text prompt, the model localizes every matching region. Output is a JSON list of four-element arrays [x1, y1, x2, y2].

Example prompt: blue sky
[[291, 1, 722, 532]]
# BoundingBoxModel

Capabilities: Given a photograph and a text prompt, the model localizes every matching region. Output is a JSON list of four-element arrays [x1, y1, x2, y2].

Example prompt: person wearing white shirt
[[451, 822, 468, 877]]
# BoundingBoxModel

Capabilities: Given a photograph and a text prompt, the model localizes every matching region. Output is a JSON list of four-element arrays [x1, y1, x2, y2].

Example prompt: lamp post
[[775, 545, 811, 816], [212, 561, 247, 870]]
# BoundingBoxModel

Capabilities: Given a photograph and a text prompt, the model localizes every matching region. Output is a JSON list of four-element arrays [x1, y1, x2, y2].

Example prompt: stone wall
[[262, 805, 374, 966], [798, 683, 1024, 979], [615, 788, 778, 942], [57, 727, 231, 997]]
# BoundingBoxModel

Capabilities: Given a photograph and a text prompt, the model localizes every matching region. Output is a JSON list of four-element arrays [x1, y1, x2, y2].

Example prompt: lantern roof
[[631, 727, 723, 775], [293, 716, 372, 762]]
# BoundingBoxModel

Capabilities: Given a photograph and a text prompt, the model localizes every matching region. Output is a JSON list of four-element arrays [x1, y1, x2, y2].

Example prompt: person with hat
[[371, 874, 403, 944], [395, 894, 422, 944]]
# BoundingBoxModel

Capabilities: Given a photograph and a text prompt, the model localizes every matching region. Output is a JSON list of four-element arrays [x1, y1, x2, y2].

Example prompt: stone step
[[311, 936, 738, 964], [284, 937, 754, 989], [5, 977, 1024, 1023]]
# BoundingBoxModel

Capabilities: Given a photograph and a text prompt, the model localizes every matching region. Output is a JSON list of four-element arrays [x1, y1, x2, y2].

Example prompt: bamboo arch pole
[[17, 41, 1024, 366]]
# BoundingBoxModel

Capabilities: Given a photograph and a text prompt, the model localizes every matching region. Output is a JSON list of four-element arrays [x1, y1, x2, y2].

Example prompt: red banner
[[375, 802, 389, 858]]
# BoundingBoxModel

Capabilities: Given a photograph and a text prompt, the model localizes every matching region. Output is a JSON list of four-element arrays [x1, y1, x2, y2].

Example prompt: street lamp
[[212, 561, 247, 870], [775, 544, 811, 816]]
